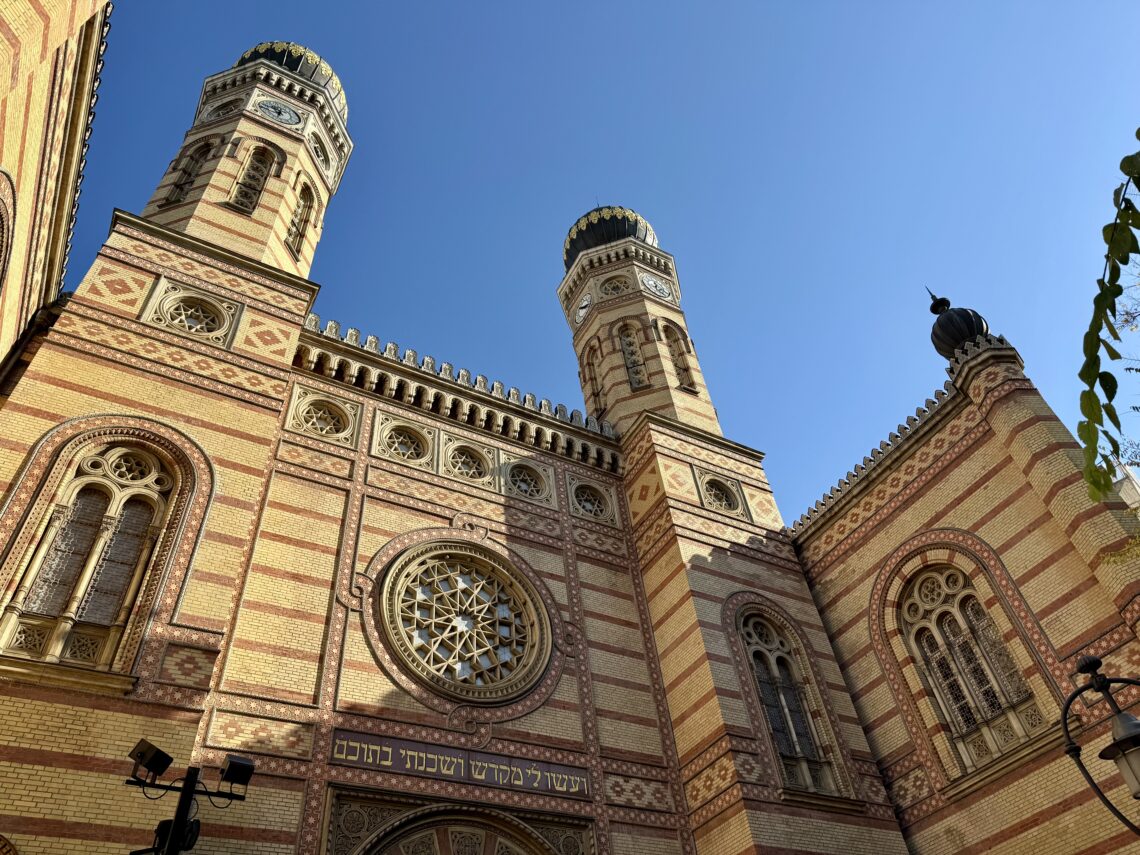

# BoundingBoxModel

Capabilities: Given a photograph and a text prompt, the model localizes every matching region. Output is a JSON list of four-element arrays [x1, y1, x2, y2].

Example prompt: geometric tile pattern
[[207, 709, 314, 759], [604, 773, 675, 812], [157, 644, 216, 689]]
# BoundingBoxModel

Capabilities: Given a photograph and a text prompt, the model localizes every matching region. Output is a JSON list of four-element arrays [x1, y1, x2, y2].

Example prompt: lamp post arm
[[1062, 677, 1140, 836]]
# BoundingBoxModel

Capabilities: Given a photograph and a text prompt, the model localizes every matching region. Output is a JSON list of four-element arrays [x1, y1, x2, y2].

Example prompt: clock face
[[205, 99, 241, 121], [574, 293, 593, 324], [257, 99, 301, 125], [641, 273, 673, 301]]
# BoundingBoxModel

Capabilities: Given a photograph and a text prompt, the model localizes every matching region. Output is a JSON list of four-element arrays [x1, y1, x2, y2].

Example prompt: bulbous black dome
[[564, 206, 658, 270], [236, 41, 347, 122], [929, 294, 989, 359]]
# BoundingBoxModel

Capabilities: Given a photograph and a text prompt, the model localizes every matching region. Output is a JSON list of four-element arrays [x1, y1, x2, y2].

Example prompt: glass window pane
[[25, 488, 110, 616]]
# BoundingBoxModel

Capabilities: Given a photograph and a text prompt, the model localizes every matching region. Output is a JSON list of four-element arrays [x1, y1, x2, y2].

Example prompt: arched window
[[0, 445, 174, 670], [741, 613, 834, 793], [902, 567, 1041, 770], [230, 146, 274, 213], [618, 324, 649, 389], [0, 168, 14, 297], [583, 345, 606, 416], [285, 183, 315, 255], [166, 142, 211, 204], [663, 325, 694, 390]]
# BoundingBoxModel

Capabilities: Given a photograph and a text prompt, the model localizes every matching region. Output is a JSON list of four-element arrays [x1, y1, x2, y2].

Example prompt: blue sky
[[69, 1, 1140, 519]]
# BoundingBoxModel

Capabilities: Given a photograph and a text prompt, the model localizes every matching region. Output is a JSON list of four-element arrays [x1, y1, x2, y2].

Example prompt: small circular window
[[507, 464, 546, 499], [704, 479, 739, 512], [378, 543, 551, 703], [448, 446, 487, 479], [298, 400, 349, 437], [164, 297, 223, 335], [599, 276, 630, 297], [384, 426, 428, 461], [573, 483, 609, 518]]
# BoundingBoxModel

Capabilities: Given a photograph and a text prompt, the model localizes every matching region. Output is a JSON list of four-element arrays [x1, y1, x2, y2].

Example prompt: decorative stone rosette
[[567, 474, 618, 526], [286, 385, 360, 446], [694, 467, 750, 521], [139, 276, 241, 348]]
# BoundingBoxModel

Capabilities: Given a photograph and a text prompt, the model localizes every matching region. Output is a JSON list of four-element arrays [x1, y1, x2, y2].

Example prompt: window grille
[[0, 446, 172, 670], [742, 613, 834, 793], [166, 142, 211, 203], [663, 326, 694, 389], [285, 184, 315, 255], [231, 147, 273, 213], [901, 567, 1044, 771], [618, 325, 649, 388]]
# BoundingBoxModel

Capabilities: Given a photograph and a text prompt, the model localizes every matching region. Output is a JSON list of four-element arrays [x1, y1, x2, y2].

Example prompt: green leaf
[[1122, 152, 1140, 178], [1102, 338, 1122, 360], [1081, 389, 1104, 425], [1085, 442, 1100, 467], [1077, 419, 1095, 446], [1107, 432, 1121, 457], [1079, 354, 1101, 384], [1085, 330, 1102, 357], [1108, 262, 1122, 285], [1105, 314, 1122, 341], [1116, 183, 1126, 207], [1105, 401, 1122, 431], [1100, 371, 1119, 401]]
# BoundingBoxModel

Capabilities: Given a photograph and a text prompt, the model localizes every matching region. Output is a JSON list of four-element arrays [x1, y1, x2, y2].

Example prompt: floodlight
[[128, 739, 173, 781], [219, 754, 254, 787]]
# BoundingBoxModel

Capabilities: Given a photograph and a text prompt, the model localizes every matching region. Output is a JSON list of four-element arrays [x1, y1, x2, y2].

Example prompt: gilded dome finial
[[235, 41, 348, 122], [563, 205, 658, 270]]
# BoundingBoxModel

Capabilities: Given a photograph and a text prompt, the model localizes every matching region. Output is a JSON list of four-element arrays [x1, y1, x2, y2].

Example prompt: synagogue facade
[[0, 8, 1139, 855]]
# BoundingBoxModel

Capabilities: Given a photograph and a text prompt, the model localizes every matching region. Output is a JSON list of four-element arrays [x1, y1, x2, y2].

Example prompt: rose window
[[165, 298, 223, 335], [704, 479, 738, 512], [109, 452, 153, 482], [384, 426, 427, 461], [448, 446, 487, 479], [299, 401, 348, 436], [573, 483, 608, 518], [507, 464, 544, 498], [378, 544, 551, 702]]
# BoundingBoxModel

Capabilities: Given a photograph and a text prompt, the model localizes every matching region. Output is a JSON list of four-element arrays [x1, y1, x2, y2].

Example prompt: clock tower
[[559, 207, 721, 437], [141, 42, 354, 278]]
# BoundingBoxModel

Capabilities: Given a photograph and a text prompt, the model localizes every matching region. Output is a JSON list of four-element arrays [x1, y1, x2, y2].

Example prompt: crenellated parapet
[[294, 313, 621, 473]]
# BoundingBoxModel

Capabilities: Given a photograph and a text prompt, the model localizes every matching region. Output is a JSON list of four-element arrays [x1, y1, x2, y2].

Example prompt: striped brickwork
[[0, 207, 693, 852], [561, 242, 722, 438], [0, 0, 109, 359], [794, 335, 1140, 854], [140, 107, 328, 279], [622, 413, 909, 855]]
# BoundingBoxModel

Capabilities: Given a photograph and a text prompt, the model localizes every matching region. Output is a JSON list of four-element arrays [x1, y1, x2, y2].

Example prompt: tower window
[[230, 147, 274, 213], [583, 345, 606, 416], [618, 325, 649, 389], [664, 325, 695, 390], [285, 184, 315, 256], [0, 446, 173, 669], [902, 568, 1044, 771], [742, 613, 834, 793], [166, 142, 212, 204]]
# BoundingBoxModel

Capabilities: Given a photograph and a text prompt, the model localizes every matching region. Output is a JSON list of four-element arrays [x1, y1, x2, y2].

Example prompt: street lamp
[[1062, 655, 1140, 835], [124, 738, 255, 854]]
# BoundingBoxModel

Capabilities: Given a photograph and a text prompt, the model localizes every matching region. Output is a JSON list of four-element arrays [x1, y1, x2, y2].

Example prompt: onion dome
[[564, 206, 658, 270], [236, 41, 347, 122], [928, 290, 989, 359]]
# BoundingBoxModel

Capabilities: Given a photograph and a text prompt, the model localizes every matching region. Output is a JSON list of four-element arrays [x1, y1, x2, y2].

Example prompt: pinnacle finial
[[927, 287, 951, 316]]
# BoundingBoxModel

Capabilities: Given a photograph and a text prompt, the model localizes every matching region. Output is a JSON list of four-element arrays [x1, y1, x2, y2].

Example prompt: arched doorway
[[354, 805, 558, 855]]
